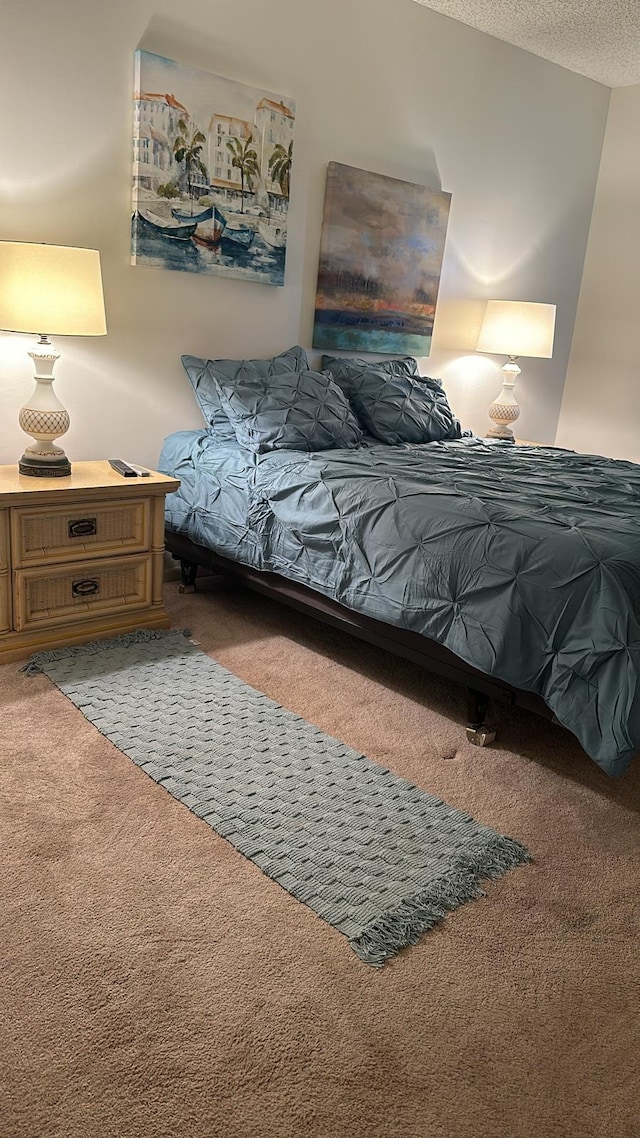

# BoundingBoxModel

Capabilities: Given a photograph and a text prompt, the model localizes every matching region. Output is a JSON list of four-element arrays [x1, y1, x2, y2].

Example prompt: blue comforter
[[159, 430, 640, 777]]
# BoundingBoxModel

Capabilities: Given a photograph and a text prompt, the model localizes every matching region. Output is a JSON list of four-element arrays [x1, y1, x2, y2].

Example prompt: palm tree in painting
[[173, 119, 208, 212], [268, 140, 293, 199], [225, 133, 260, 213]]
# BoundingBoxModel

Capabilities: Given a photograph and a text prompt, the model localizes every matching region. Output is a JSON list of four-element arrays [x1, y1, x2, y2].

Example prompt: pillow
[[182, 346, 309, 439], [212, 368, 363, 453], [321, 354, 419, 383], [321, 363, 462, 445]]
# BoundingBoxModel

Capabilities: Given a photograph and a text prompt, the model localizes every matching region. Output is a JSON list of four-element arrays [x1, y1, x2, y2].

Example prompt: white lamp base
[[486, 359, 521, 441], [18, 338, 71, 477]]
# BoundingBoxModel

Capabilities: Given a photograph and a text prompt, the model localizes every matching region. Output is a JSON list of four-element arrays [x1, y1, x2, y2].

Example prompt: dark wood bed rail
[[165, 528, 556, 745]]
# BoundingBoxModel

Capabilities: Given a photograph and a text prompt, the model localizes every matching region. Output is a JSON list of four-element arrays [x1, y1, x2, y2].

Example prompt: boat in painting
[[221, 216, 256, 250], [258, 218, 287, 249], [192, 208, 227, 249], [136, 207, 197, 240], [171, 204, 214, 224]]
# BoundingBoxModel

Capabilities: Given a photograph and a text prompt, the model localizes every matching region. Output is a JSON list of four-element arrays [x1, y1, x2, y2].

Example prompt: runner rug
[[25, 629, 530, 966]]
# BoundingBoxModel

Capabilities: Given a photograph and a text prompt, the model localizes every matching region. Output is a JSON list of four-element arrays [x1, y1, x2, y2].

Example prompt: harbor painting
[[131, 51, 295, 286], [313, 163, 451, 354]]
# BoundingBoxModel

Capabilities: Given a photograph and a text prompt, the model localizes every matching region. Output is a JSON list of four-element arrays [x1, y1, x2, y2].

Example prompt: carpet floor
[[1, 576, 639, 1138]]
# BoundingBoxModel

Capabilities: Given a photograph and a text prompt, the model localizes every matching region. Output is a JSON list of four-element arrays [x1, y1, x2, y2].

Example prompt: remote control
[[125, 461, 150, 477], [108, 458, 137, 477]]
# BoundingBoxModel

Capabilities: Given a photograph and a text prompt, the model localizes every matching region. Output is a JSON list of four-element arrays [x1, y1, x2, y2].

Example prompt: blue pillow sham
[[212, 367, 363, 454], [321, 359, 462, 445], [321, 354, 419, 383], [182, 346, 309, 440]]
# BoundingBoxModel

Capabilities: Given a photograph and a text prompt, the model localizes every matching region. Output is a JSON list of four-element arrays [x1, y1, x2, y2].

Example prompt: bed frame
[[165, 528, 557, 746]]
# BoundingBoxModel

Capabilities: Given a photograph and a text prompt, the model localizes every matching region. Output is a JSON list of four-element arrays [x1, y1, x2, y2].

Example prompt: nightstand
[[486, 438, 547, 446], [0, 461, 179, 665]]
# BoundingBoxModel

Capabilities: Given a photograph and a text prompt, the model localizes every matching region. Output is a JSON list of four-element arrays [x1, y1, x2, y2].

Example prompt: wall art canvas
[[131, 51, 295, 286], [313, 162, 451, 354]]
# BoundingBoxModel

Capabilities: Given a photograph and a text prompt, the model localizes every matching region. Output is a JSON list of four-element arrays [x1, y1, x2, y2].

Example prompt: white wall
[[556, 85, 640, 461], [0, 0, 609, 466]]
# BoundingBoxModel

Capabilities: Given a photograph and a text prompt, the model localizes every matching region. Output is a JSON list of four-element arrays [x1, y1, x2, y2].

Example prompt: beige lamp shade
[[476, 300, 555, 358], [0, 241, 107, 336]]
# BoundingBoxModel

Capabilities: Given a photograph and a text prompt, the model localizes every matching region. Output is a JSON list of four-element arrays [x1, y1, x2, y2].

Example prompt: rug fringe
[[21, 628, 192, 676], [351, 835, 531, 967]]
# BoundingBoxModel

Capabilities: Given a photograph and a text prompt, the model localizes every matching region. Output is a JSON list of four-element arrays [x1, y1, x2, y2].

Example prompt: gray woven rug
[[25, 629, 530, 966]]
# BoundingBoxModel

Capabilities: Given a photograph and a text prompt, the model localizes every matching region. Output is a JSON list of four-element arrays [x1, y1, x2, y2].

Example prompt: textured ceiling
[[413, 0, 640, 87]]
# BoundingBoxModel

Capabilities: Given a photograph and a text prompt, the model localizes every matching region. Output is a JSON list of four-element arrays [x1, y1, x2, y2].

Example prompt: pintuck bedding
[[160, 428, 640, 778]]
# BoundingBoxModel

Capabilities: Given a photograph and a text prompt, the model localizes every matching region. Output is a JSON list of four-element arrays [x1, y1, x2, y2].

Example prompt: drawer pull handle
[[69, 518, 97, 538], [72, 578, 100, 598]]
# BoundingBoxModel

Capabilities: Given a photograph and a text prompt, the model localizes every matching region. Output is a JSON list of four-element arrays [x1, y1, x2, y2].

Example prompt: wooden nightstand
[[485, 437, 547, 447], [0, 461, 179, 665]]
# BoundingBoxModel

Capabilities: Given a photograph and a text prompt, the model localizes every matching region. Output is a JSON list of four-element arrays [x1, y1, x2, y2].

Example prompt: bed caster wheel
[[466, 725, 497, 747], [178, 561, 198, 594]]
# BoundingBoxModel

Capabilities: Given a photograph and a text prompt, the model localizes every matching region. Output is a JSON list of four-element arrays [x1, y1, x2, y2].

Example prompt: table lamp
[[476, 300, 556, 440], [0, 241, 107, 476]]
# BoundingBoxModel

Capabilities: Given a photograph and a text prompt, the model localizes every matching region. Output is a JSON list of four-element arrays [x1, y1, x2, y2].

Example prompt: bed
[[159, 348, 640, 779]]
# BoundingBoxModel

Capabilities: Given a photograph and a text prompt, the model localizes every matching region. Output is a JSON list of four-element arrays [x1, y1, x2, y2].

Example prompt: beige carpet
[[1, 577, 639, 1138]]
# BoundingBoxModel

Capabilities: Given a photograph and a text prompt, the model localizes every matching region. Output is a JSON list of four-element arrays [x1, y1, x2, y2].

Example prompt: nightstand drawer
[[14, 553, 152, 631], [12, 498, 150, 567]]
